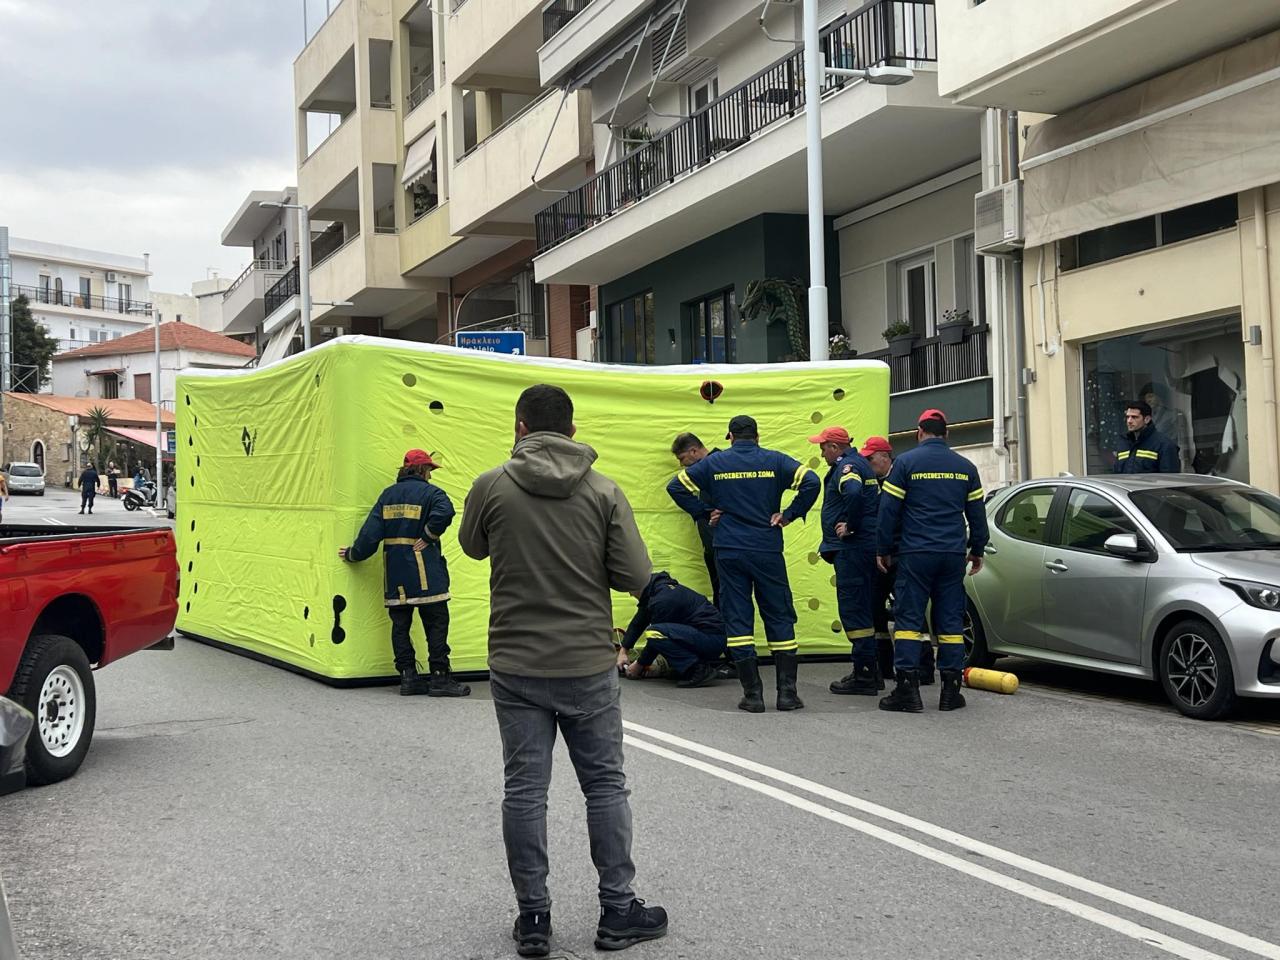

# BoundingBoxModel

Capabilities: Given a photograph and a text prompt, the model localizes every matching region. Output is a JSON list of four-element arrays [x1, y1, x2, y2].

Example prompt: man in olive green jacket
[[459, 384, 667, 956]]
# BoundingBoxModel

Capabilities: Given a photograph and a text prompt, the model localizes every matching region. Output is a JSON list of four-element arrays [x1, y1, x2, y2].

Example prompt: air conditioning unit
[[105, 271, 118, 282], [975, 181, 1023, 256]]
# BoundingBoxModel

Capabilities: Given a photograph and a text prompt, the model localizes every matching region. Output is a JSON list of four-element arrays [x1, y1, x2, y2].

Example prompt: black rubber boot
[[512, 910, 551, 958], [939, 669, 967, 711], [736, 657, 765, 713], [428, 670, 471, 697], [774, 650, 804, 711], [919, 642, 936, 686], [829, 660, 879, 696], [596, 899, 668, 951], [878, 670, 924, 713], [399, 668, 432, 696]]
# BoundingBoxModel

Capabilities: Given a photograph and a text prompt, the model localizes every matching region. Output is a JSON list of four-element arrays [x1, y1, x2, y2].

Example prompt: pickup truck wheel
[[9, 634, 97, 785]]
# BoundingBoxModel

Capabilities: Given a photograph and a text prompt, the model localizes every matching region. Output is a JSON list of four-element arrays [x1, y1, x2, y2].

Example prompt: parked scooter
[[122, 481, 158, 511]]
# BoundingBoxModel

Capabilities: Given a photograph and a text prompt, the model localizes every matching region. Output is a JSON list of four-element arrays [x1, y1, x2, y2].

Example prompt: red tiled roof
[[3, 393, 175, 426], [54, 321, 256, 360]]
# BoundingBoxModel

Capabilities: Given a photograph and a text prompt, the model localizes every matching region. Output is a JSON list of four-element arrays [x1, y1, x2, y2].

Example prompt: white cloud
[[1, 163, 296, 292]]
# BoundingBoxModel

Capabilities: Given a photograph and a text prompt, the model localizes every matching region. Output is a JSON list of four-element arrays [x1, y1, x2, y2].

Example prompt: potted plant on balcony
[[829, 332, 856, 360], [938, 307, 972, 346], [883, 319, 916, 358], [622, 124, 657, 197]]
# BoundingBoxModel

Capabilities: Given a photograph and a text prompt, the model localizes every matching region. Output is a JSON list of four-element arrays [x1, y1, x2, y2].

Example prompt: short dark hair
[[1125, 400, 1153, 418], [919, 417, 947, 438], [516, 384, 574, 436], [397, 463, 427, 482], [671, 432, 704, 456]]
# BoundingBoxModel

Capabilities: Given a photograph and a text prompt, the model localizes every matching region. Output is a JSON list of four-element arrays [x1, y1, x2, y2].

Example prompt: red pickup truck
[[0, 524, 178, 785]]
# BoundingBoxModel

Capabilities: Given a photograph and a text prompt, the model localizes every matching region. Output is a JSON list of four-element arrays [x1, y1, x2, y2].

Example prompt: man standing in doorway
[[668, 415, 820, 713], [876, 410, 988, 713], [459, 384, 667, 957], [809, 427, 883, 696], [1114, 399, 1180, 473], [338, 449, 470, 697]]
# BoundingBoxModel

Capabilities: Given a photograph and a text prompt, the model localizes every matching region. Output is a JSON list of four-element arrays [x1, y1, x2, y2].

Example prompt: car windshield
[[9, 465, 42, 477], [1130, 485, 1280, 552]]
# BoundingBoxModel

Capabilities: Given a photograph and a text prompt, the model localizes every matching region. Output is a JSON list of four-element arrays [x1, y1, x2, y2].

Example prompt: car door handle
[[1044, 560, 1069, 573]]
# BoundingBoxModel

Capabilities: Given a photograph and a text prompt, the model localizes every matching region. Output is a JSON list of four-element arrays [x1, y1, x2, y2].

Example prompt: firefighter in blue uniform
[[339, 449, 470, 697], [1113, 399, 1180, 473], [875, 410, 988, 713], [808, 426, 884, 696], [617, 571, 727, 688], [668, 415, 820, 713]]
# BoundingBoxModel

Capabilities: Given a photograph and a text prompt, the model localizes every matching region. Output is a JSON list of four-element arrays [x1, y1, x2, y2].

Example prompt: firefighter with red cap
[[808, 426, 883, 695], [875, 410, 988, 713], [339, 449, 471, 697]]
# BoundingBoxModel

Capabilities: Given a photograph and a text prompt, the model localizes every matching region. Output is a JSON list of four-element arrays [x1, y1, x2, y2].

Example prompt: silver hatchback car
[[965, 475, 1280, 720], [3, 461, 45, 495]]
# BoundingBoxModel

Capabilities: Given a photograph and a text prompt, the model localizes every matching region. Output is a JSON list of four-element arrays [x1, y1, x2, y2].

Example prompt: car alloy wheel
[[1157, 618, 1237, 721], [1165, 632, 1218, 709]]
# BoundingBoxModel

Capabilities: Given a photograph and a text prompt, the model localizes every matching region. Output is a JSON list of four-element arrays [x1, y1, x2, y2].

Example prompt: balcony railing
[[459, 88, 558, 161], [10, 282, 152, 316], [264, 266, 299, 317], [543, 0, 594, 42], [407, 74, 435, 111], [224, 258, 288, 298], [859, 324, 989, 393], [534, 0, 937, 253]]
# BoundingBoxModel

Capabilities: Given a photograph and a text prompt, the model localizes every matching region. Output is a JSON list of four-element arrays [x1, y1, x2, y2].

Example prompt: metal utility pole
[[154, 305, 163, 506], [802, 0, 829, 363], [1, 226, 11, 468]]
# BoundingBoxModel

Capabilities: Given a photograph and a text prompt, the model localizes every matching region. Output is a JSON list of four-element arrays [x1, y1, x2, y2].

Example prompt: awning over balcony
[[402, 128, 438, 189], [1021, 30, 1280, 248], [566, 0, 682, 90], [260, 318, 300, 366]]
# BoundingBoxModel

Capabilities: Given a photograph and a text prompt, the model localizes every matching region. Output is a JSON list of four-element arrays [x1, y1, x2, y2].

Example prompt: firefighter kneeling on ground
[[616, 571, 728, 688], [338, 448, 471, 697]]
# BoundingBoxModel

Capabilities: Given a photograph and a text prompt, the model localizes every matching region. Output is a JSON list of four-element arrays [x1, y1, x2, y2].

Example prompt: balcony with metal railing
[[858, 324, 989, 394], [543, 0, 594, 42], [264, 265, 300, 317], [10, 282, 153, 317], [221, 259, 290, 334], [536, 0, 939, 256]]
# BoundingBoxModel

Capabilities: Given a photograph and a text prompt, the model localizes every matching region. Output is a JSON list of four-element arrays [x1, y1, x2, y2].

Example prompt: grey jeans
[[491, 667, 637, 914]]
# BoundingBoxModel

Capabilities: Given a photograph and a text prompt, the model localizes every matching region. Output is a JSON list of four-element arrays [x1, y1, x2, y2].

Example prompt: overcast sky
[[0, 0, 325, 294]]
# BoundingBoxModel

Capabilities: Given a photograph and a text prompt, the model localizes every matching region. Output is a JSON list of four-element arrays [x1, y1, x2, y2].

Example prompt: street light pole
[[153, 302, 163, 505], [803, 0, 829, 363], [259, 200, 313, 350]]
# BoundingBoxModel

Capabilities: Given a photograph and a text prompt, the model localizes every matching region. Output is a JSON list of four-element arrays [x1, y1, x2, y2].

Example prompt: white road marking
[[623, 734, 1228, 960], [43, 517, 66, 525], [624, 720, 1280, 960]]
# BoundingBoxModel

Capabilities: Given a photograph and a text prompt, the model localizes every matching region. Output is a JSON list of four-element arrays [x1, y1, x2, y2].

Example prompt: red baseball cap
[[859, 436, 892, 457], [404, 449, 442, 469], [807, 426, 851, 445], [918, 408, 947, 425]]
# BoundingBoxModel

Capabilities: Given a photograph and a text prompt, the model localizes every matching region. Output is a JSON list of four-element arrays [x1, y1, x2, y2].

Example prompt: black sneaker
[[676, 662, 717, 688], [596, 899, 668, 951], [512, 911, 551, 958]]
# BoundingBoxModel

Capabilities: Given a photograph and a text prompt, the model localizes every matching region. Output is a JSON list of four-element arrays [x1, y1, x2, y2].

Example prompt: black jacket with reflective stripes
[[345, 475, 455, 605], [1113, 423, 1179, 474]]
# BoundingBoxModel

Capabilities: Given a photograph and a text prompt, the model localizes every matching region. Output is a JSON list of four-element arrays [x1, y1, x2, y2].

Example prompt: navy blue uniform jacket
[[621, 572, 725, 650], [876, 437, 989, 557], [1113, 423, 1179, 473], [819, 449, 879, 554], [667, 439, 820, 553], [344, 475, 455, 605]]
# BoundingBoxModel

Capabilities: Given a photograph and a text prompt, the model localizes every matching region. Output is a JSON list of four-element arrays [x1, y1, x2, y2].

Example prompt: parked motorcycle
[[122, 481, 158, 512]]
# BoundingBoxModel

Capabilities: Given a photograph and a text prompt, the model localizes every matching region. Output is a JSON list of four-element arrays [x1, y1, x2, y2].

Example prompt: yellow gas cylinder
[[963, 667, 1019, 694]]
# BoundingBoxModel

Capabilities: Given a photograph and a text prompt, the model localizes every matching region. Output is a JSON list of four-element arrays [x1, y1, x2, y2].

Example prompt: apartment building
[[5, 235, 153, 356], [277, 0, 594, 363], [218, 188, 300, 347], [936, 0, 1280, 492], [532, 0, 1019, 478]]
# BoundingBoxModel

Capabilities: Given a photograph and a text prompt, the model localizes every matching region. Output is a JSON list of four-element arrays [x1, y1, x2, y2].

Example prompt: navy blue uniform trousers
[[715, 549, 797, 660], [892, 553, 966, 673], [832, 548, 877, 664], [640, 623, 727, 676]]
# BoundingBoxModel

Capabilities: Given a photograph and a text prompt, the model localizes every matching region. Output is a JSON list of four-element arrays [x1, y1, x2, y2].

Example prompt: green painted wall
[[598, 214, 842, 365]]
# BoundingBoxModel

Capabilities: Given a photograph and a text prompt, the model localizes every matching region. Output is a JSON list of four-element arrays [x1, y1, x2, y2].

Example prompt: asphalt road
[[3, 634, 1279, 960], [2, 484, 171, 529]]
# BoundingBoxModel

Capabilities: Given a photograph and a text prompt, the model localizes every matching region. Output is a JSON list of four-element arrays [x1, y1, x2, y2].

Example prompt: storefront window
[[1082, 316, 1248, 480], [605, 291, 655, 364], [687, 289, 736, 363]]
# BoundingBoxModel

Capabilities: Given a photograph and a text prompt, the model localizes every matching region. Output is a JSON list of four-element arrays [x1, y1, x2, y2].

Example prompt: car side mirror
[[1104, 533, 1151, 560]]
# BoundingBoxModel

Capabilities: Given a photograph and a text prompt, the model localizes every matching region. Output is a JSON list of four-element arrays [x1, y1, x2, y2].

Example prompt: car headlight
[[1222, 579, 1280, 611]]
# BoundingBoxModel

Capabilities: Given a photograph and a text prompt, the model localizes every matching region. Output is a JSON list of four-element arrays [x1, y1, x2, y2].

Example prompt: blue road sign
[[166, 430, 177, 454], [455, 330, 526, 355]]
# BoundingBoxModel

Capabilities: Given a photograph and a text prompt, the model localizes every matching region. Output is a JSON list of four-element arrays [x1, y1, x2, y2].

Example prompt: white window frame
[[898, 251, 937, 337], [687, 73, 718, 115]]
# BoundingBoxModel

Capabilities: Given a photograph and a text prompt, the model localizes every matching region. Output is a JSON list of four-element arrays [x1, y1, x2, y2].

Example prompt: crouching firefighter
[[618, 571, 727, 688], [338, 449, 471, 697]]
